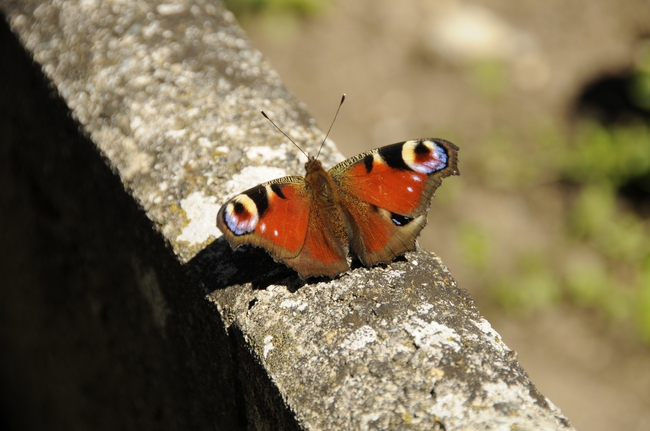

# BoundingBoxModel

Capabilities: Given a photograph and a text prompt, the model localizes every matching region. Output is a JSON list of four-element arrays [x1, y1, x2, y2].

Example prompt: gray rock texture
[[2, 0, 338, 264], [209, 252, 572, 430], [0, 0, 575, 429]]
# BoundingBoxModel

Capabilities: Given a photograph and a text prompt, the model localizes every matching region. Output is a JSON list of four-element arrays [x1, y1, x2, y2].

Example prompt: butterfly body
[[217, 138, 459, 279]]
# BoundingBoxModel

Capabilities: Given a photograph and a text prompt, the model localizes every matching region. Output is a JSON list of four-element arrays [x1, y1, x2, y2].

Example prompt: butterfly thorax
[[303, 156, 349, 245], [304, 158, 336, 202]]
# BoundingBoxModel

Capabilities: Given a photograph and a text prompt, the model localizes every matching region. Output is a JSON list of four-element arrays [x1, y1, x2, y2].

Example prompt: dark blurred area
[[0, 11, 243, 430]]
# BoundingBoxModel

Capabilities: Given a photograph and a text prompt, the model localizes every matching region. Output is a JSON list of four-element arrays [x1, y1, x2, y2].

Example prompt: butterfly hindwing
[[281, 202, 350, 278], [330, 139, 459, 266], [336, 196, 429, 267]]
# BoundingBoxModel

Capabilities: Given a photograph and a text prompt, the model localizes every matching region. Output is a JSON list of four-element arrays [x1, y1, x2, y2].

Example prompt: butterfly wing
[[217, 176, 349, 279], [330, 139, 459, 266]]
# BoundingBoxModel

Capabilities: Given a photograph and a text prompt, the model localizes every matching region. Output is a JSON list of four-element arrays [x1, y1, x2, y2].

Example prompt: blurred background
[[224, 0, 650, 429]]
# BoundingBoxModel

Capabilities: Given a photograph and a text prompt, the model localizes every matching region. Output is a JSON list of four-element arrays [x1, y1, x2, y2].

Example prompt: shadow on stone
[[185, 238, 306, 292], [186, 239, 415, 293]]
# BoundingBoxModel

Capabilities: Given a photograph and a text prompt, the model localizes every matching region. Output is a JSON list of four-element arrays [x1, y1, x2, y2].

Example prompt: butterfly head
[[262, 94, 346, 171], [304, 156, 324, 174]]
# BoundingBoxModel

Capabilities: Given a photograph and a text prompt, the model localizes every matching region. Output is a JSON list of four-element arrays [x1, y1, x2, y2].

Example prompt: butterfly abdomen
[[304, 159, 349, 245]]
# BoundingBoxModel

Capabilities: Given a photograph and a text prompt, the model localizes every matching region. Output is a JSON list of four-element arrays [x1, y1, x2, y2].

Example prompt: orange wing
[[217, 176, 349, 279], [330, 139, 459, 266]]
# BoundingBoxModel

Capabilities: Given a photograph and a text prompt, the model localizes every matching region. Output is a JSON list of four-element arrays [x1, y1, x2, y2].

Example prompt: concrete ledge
[[206, 251, 573, 430], [1, 0, 575, 429]]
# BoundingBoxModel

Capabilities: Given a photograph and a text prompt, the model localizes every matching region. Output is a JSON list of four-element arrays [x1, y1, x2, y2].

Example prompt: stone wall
[[0, 0, 575, 429]]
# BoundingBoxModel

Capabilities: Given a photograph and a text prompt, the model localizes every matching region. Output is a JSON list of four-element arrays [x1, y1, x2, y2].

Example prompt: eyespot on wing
[[221, 193, 260, 235], [401, 139, 450, 174]]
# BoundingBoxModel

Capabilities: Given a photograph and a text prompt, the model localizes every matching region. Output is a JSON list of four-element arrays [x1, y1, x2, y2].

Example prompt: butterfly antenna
[[316, 93, 346, 160], [260, 110, 310, 159]]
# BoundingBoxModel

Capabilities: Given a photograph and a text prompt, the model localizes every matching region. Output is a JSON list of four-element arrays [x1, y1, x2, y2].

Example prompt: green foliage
[[466, 69, 650, 340], [563, 121, 650, 187], [638, 261, 650, 342], [562, 252, 631, 321], [492, 252, 562, 312], [224, 0, 329, 43], [569, 183, 647, 262], [560, 117, 650, 336], [467, 60, 509, 99], [630, 40, 650, 110], [223, 0, 328, 17], [458, 222, 492, 272]]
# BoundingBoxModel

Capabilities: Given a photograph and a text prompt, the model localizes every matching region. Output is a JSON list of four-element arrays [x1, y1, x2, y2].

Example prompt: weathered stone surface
[[0, 0, 576, 430], [207, 252, 572, 430], [2, 0, 338, 265]]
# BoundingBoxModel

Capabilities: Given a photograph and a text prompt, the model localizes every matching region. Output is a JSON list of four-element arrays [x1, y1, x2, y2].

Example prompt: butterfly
[[216, 98, 459, 279]]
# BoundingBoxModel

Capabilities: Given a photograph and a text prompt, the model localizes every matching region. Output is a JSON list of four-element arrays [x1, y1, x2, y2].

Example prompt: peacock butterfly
[[216, 96, 459, 279]]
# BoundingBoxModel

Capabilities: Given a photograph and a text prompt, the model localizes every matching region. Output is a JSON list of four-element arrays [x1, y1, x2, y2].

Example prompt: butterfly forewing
[[217, 176, 311, 258], [330, 139, 459, 217], [329, 139, 459, 267]]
